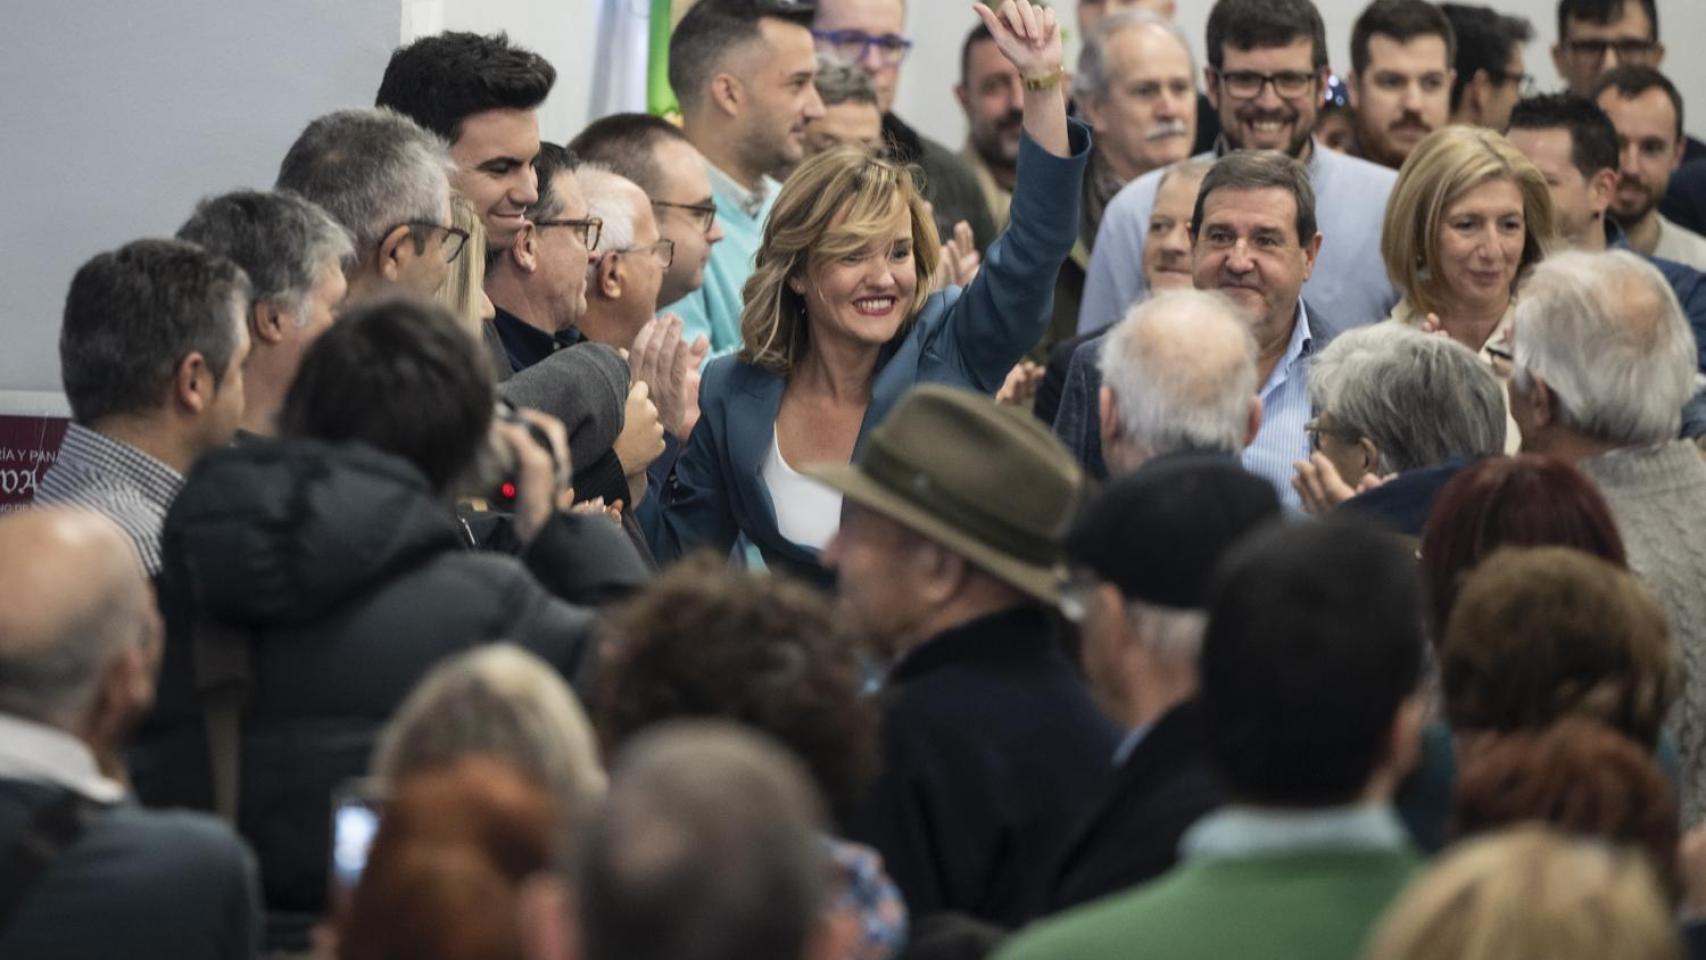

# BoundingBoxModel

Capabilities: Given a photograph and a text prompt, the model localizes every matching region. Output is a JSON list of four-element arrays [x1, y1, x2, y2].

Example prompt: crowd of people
[[5, 0, 1706, 958]]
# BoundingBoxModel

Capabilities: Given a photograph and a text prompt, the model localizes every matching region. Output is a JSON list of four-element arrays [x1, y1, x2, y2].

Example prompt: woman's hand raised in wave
[[971, 0, 1062, 78]]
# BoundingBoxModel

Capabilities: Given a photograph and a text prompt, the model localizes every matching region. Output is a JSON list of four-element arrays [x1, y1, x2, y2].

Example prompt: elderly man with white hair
[[577, 166, 672, 354], [1098, 289, 1262, 477], [1508, 248, 1706, 821]]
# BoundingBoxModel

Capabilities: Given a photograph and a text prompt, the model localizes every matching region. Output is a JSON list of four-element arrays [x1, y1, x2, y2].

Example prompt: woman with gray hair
[[1292, 324, 1506, 526]]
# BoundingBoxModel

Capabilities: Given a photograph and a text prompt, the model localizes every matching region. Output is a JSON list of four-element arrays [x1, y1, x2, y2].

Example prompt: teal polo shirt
[[665, 164, 780, 360]]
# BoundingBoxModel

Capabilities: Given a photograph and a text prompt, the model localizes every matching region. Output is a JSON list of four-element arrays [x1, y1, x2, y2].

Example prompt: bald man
[[0, 509, 260, 960], [578, 167, 670, 353]]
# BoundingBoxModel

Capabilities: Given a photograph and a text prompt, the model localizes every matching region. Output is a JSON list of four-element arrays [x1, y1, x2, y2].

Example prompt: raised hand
[[971, 1, 1062, 79]]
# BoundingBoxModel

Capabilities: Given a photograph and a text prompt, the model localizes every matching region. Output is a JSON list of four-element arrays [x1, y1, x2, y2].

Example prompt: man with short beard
[[956, 24, 1025, 232], [1593, 66, 1706, 271], [1347, 0, 1456, 170], [1077, 0, 1399, 339]]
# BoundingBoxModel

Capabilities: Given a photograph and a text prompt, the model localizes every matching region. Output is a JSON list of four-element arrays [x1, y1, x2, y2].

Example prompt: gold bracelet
[[1022, 66, 1065, 92]]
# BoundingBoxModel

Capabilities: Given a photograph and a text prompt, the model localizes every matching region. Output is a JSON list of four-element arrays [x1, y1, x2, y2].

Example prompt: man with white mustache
[[1077, 0, 1399, 342]]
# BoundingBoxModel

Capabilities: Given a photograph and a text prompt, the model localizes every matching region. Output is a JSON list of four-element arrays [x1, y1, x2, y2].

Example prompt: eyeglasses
[[616, 238, 675, 268], [653, 199, 718, 234], [1486, 69, 1537, 97], [1213, 68, 1317, 100], [534, 216, 603, 250], [1562, 38, 1660, 63], [1304, 417, 1360, 452], [393, 221, 471, 263], [813, 29, 914, 67]]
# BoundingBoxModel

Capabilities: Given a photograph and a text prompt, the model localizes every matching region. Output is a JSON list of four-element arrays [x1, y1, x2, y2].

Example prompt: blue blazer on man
[[644, 122, 1092, 584]]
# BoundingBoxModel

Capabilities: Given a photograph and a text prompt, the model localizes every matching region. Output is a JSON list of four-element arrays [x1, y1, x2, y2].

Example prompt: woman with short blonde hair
[[647, 1, 1089, 582], [434, 191, 494, 341], [1365, 826, 1681, 960], [1381, 126, 1554, 358]]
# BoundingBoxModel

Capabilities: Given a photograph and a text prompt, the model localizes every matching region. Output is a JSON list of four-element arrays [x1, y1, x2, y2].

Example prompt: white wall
[[0, 0, 402, 398], [888, 0, 1706, 154]]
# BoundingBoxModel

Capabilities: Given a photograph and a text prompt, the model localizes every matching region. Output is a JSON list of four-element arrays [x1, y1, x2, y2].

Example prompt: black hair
[[527, 142, 579, 222], [376, 31, 556, 144], [60, 239, 250, 425], [1201, 519, 1425, 806], [1441, 4, 1535, 113], [569, 113, 695, 197], [1351, 0, 1457, 78], [1190, 150, 1318, 245], [1593, 64, 1684, 143], [668, 0, 817, 114], [1509, 93, 1620, 179], [279, 298, 493, 494], [1205, 0, 1328, 71], [1557, 0, 1658, 43], [960, 23, 996, 86]]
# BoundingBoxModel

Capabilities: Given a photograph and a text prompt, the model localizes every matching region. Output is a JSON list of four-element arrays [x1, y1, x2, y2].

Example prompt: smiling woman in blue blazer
[[645, 0, 1089, 584]]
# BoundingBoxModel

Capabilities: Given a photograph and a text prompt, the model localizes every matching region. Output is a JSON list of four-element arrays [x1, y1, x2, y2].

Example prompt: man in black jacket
[[812, 385, 1117, 928], [1044, 455, 1278, 915], [130, 298, 646, 952]]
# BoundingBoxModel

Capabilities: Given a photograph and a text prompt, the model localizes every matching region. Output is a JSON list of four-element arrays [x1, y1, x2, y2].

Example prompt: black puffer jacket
[[131, 439, 601, 948]]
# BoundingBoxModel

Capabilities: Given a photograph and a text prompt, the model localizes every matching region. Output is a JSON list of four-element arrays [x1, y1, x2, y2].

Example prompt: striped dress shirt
[[1242, 304, 1315, 512], [34, 424, 182, 574]]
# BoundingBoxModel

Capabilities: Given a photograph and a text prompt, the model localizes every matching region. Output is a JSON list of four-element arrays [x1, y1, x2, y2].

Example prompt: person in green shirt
[[995, 518, 1428, 960]]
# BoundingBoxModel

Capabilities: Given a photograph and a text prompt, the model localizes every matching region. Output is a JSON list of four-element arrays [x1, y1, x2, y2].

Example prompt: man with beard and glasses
[[1593, 66, 1706, 272], [1346, 0, 1457, 170], [1077, 0, 1399, 340]]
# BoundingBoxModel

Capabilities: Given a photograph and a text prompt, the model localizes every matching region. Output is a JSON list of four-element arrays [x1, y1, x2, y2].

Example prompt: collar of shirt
[[0, 713, 125, 802], [1212, 135, 1321, 176], [491, 305, 582, 372], [707, 162, 772, 220], [1262, 301, 1314, 399], [1112, 723, 1153, 766], [57, 423, 182, 508], [1181, 804, 1409, 861]]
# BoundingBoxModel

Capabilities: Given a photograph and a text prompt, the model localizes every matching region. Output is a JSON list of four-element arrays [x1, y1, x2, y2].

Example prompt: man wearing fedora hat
[[812, 384, 1118, 929], [1044, 456, 1279, 915]]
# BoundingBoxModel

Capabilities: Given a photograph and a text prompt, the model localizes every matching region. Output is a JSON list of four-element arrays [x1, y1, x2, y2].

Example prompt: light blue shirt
[[1077, 140, 1399, 340], [666, 163, 781, 359], [1181, 805, 1410, 862], [1242, 303, 1314, 511]]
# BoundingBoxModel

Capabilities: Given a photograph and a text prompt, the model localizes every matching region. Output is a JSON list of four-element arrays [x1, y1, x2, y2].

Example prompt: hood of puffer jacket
[[160, 438, 466, 628]]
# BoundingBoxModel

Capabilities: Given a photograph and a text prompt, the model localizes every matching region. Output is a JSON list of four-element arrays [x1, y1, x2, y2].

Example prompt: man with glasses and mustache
[[1346, 0, 1457, 170], [1077, 0, 1399, 341], [485, 143, 600, 374], [814, 0, 998, 251]]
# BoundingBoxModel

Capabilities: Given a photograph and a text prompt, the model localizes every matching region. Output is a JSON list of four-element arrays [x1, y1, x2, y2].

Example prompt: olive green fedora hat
[[806, 384, 1087, 604]]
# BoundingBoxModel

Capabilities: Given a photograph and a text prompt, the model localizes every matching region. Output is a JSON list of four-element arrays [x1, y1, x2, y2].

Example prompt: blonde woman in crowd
[[646, 0, 1089, 584], [1365, 826, 1681, 960]]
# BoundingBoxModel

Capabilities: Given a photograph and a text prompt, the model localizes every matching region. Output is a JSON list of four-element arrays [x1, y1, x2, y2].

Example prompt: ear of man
[[511, 222, 542, 275], [172, 352, 216, 414], [251, 300, 289, 347], [595, 251, 625, 299], [376, 223, 418, 282]]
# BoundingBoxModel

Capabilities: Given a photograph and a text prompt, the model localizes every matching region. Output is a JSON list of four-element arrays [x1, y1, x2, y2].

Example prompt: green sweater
[[995, 847, 1421, 960]]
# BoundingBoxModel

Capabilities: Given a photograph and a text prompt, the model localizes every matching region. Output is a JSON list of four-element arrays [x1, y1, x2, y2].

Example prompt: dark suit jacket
[[1043, 699, 1224, 916], [849, 606, 1119, 929], [0, 780, 260, 960], [643, 123, 1092, 585]]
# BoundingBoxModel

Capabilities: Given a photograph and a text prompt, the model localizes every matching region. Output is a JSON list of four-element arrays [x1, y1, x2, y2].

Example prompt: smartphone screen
[[330, 779, 384, 893]]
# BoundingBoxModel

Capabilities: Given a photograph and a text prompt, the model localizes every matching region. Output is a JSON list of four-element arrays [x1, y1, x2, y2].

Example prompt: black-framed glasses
[[617, 238, 675, 268], [1304, 417, 1361, 452], [392, 220, 470, 263], [534, 216, 603, 250], [1486, 69, 1537, 97], [1563, 38, 1659, 63], [812, 29, 914, 66], [1213, 68, 1317, 100], [653, 199, 718, 234]]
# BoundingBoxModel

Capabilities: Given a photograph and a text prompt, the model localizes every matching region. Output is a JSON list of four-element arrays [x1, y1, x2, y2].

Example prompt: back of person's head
[[1513, 250, 1698, 446], [1440, 546, 1677, 746], [376, 31, 556, 143], [1204, 0, 1327, 71], [1202, 519, 1424, 806], [1099, 289, 1258, 466], [570, 113, 696, 198], [669, 0, 817, 116], [176, 189, 354, 317], [0, 510, 158, 729], [1309, 324, 1506, 474], [597, 555, 877, 829], [1507, 93, 1620, 178], [1364, 825, 1681, 960], [578, 721, 829, 960], [1441, 4, 1534, 114], [278, 297, 492, 494], [1452, 717, 1680, 898], [60, 238, 251, 426], [1351, 0, 1457, 79], [1420, 454, 1626, 637], [338, 756, 556, 960], [276, 108, 453, 260], [374, 645, 605, 847]]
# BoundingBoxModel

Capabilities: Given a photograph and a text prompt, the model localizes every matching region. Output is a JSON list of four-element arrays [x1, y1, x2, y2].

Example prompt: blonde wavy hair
[[1381, 125, 1555, 318], [434, 190, 488, 340], [1365, 825, 1680, 960], [738, 145, 941, 374]]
